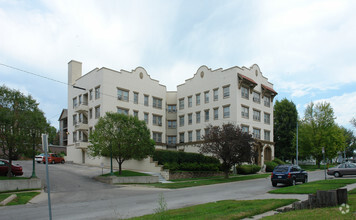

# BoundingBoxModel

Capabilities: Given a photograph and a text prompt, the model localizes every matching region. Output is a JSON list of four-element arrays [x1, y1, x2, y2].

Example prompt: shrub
[[265, 161, 278, 172], [153, 150, 220, 165], [162, 162, 220, 172], [272, 158, 285, 165], [237, 165, 261, 174]]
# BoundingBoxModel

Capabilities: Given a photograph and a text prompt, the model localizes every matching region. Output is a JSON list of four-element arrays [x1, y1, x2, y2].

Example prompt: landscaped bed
[[269, 179, 356, 194], [129, 199, 297, 220], [0, 192, 40, 206]]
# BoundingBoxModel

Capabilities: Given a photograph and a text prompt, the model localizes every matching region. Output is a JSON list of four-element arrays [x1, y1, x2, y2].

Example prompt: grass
[[0, 192, 40, 206], [0, 176, 29, 180], [269, 179, 356, 194], [263, 193, 356, 219], [129, 199, 297, 220], [299, 164, 337, 171], [102, 170, 151, 177], [146, 173, 271, 189]]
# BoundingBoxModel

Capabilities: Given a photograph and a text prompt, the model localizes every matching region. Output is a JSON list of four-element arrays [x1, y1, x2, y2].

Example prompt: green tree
[[273, 98, 298, 162], [199, 123, 256, 179], [298, 102, 345, 168], [351, 118, 356, 129], [88, 112, 155, 175], [0, 85, 49, 176], [341, 127, 356, 158]]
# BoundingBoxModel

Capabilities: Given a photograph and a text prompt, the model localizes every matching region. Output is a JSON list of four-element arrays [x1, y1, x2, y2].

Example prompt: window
[[264, 113, 270, 124], [73, 131, 77, 142], [117, 108, 129, 115], [79, 95, 82, 105], [253, 128, 261, 139], [264, 130, 270, 141], [89, 89, 93, 100], [95, 106, 100, 118], [223, 86, 230, 98], [223, 105, 230, 118], [241, 86, 249, 99], [179, 115, 184, 127], [168, 105, 177, 113], [168, 136, 176, 145], [213, 89, 218, 101], [134, 92, 138, 104], [204, 91, 209, 103], [264, 96, 271, 107], [73, 114, 77, 125], [152, 132, 162, 143], [188, 113, 192, 125], [153, 115, 162, 126], [89, 108, 93, 119], [133, 111, 138, 118], [253, 110, 261, 121], [188, 131, 193, 142], [95, 86, 100, 99], [73, 97, 78, 108], [179, 98, 184, 109], [168, 120, 177, 128], [253, 91, 260, 103], [179, 133, 184, 143], [188, 96, 192, 107], [196, 93, 201, 105], [214, 108, 218, 120], [196, 111, 201, 123], [205, 109, 209, 121], [144, 95, 149, 106], [241, 106, 249, 118], [196, 130, 201, 141], [241, 125, 249, 133], [205, 128, 210, 136], [117, 88, 129, 101], [153, 97, 162, 109], [144, 113, 149, 124]]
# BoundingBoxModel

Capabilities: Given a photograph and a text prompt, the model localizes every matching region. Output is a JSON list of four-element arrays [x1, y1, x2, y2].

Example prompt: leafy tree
[[47, 126, 59, 145], [273, 98, 298, 162], [340, 127, 356, 158], [88, 112, 155, 175], [298, 102, 345, 168], [351, 118, 356, 129], [0, 85, 49, 176], [199, 123, 256, 179]]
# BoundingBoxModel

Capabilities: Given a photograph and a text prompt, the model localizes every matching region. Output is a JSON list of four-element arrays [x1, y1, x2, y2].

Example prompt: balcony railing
[[75, 122, 89, 131], [75, 102, 89, 113], [75, 141, 89, 149]]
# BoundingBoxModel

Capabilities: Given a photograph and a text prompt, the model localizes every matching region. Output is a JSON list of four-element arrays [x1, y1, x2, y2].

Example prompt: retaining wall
[[0, 178, 42, 192], [95, 176, 159, 184]]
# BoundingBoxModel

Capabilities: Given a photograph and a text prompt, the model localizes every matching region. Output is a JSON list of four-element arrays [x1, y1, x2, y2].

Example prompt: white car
[[35, 153, 44, 163]]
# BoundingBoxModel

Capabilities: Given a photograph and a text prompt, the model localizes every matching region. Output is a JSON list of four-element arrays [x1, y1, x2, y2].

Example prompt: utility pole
[[296, 121, 298, 166], [42, 134, 52, 220]]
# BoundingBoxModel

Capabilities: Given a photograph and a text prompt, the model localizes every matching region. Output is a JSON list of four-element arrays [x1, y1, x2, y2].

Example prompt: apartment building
[[66, 60, 277, 170], [58, 109, 68, 146]]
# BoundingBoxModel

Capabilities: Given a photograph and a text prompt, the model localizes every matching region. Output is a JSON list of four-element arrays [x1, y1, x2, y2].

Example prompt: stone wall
[[168, 171, 224, 180]]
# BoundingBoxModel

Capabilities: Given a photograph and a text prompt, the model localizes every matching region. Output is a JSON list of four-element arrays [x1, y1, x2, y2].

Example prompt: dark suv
[[271, 164, 308, 187]]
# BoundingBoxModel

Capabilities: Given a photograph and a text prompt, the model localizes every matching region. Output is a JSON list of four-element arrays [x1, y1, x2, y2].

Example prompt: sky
[[0, 0, 355, 131]]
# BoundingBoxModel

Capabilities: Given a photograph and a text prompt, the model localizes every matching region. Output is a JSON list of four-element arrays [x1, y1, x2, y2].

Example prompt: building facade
[[66, 60, 277, 170]]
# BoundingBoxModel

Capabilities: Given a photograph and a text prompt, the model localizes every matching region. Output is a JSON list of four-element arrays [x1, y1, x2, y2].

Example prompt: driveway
[[0, 160, 329, 220]]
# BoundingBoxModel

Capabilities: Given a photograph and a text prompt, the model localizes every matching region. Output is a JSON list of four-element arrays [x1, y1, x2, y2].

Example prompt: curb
[[0, 194, 17, 206]]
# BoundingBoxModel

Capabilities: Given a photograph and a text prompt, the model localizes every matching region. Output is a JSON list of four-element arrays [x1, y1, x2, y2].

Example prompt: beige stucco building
[[66, 60, 277, 173]]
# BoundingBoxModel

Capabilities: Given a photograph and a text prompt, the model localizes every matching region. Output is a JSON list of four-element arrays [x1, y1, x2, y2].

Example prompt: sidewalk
[[242, 182, 356, 220]]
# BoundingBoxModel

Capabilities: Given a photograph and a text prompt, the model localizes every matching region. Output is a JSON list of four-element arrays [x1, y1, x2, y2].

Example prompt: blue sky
[[0, 0, 355, 131]]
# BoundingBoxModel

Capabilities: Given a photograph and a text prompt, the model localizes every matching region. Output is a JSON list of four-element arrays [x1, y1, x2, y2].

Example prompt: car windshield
[[274, 166, 289, 172]]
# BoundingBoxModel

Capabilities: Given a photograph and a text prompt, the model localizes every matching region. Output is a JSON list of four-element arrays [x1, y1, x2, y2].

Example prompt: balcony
[[75, 141, 89, 149], [75, 122, 89, 131], [75, 102, 89, 113]]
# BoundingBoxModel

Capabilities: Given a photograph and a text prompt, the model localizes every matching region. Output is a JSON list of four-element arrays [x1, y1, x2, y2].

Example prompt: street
[[0, 161, 328, 220]]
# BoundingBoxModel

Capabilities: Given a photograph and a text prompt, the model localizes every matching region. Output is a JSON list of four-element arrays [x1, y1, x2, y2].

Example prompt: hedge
[[272, 158, 285, 165], [163, 162, 220, 171], [236, 164, 261, 174], [153, 150, 220, 165], [265, 161, 278, 172]]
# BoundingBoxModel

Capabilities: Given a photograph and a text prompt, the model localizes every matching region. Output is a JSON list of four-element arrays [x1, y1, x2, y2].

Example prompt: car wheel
[[51, 160, 55, 164], [37, 161, 40, 163], [43, 161, 46, 164], [272, 182, 277, 187], [61, 160, 65, 164], [303, 176, 308, 184], [291, 178, 296, 186], [334, 172, 341, 178]]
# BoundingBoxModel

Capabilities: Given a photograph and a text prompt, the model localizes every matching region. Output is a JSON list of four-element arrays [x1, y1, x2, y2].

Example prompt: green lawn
[[146, 173, 270, 189], [0, 176, 29, 180], [0, 192, 40, 206], [130, 199, 297, 220], [269, 179, 356, 194], [102, 170, 151, 177], [263, 193, 356, 219]]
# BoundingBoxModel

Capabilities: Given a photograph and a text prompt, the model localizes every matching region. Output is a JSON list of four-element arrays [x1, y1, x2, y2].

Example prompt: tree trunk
[[7, 147, 13, 177], [224, 171, 229, 179], [118, 162, 122, 175]]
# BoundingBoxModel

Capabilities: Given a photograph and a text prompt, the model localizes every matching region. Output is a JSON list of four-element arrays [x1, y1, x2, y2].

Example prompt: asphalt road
[[0, 160, 329, 220]]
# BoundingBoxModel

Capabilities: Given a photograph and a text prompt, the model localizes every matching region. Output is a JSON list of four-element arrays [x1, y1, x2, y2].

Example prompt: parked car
[[327, 163, 356, 177], [42, 153, 65, 164], [271, 164, 308, 187], [0, 159, 24, 176], [35, 153, 45, 163]]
